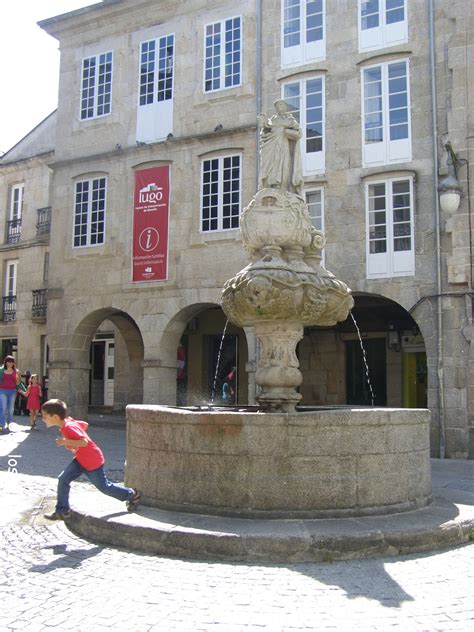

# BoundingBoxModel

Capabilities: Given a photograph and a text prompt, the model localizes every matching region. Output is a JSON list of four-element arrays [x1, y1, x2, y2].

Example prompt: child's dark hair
[[41, 399, 67, 419]]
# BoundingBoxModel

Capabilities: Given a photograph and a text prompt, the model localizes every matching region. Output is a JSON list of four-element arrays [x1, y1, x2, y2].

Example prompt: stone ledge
[[65, 487, 474, 563]]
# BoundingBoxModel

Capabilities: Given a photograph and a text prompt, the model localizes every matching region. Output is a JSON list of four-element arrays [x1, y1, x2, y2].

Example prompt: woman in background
[[0, 355, 22, 433]]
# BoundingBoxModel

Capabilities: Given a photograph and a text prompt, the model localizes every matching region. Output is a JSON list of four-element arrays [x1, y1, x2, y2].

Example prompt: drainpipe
[[256, 0, 263, 190], [429, 0, 446, 458], [253, 0, 263, 398]]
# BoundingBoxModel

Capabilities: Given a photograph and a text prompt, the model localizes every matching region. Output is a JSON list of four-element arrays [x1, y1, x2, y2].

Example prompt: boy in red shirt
[[41, 399, 140, 520]]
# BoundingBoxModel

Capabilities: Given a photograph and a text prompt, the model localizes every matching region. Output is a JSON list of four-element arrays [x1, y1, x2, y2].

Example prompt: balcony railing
[[6, 218, 22, 244], [36, 207, 51, 236], [2, 295, 16, 322], [32, 289, 47, 321]]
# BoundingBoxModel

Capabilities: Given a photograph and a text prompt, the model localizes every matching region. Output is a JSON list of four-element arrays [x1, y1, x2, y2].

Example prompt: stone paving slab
[[1, 520, 473, 631]]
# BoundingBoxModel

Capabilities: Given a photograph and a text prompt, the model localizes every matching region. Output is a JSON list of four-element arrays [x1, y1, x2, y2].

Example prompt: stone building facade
[[1, 0, 472, 457], [0, 114, 55, 398]]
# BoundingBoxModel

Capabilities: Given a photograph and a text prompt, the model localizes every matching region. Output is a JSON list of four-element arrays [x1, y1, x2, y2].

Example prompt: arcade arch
[[157, 303, 250, 407], [48, 308, 144, 419], [298, 293, 428, 408]]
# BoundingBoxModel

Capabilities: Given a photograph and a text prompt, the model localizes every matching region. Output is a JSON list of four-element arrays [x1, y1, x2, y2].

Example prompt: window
[[305, 188, 325, 264], [283, 75, 325, 174], [362, 59, 411, 167], [282, 0, 325, 67], [80, 52, 113, 120], [305, 188, 324, 231], [73, 177, 106, 247], [139, 36, 174, 105], [204, 17, 241, 92], [366, 177, 414, 278], [7, 184, 23, 243], [201, 155, 241, 232], [359, 0, 407, 52], [137, 35, 174, 143], [10, 184, 23, 220], [3, 260, 18, 322]]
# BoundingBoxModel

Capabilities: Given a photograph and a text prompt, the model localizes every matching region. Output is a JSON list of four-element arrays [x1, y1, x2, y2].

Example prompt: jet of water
[[210, 320, 229, 405], [350, 312, 375, 407]]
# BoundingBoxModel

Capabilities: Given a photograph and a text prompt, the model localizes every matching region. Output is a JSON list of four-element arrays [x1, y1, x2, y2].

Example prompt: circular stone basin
[[125, 405, 432, 519]]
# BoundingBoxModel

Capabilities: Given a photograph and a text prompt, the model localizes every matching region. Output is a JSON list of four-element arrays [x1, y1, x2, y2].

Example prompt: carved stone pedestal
[[254, 320, 303, 411]]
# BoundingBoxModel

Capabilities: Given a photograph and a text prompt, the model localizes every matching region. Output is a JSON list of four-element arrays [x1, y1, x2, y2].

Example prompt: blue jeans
[[0, 389, 17, 429], [56, 458, 134, 513]]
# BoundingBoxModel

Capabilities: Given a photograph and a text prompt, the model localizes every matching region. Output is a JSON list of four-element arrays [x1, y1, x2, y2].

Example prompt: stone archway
[[47, 308, 144, 420], [298, 293, 427, 407], [152, 303, 250, 406]]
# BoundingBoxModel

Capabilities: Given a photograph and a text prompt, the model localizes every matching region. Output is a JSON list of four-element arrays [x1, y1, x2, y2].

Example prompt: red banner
[[132, 166, 170, 282]]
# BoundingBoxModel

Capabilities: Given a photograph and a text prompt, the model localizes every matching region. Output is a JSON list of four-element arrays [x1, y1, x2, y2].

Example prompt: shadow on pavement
[[29, 544, 103, 573], [294, 559, 415, 607]]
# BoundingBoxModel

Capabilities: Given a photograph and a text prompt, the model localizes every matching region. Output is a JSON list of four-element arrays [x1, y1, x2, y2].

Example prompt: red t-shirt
[[60, 417, 105, 471]]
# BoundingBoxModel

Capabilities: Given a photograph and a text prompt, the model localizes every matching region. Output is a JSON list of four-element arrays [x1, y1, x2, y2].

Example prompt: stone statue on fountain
[[258, 99, 304, 196], [222, 101, 354, 412]]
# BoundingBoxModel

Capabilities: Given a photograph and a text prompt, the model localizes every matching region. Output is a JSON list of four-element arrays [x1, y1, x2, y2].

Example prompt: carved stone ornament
[[221, 122, 353, 411], [241, 188, 312, 258]]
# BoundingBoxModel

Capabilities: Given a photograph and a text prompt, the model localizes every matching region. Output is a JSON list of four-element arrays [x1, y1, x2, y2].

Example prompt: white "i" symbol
[[145, 229, 153, 250], [139, 227, 159, 252]]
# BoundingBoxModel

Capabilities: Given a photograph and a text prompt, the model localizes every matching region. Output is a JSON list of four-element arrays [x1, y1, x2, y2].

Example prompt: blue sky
[[0, 0, 100, 154]]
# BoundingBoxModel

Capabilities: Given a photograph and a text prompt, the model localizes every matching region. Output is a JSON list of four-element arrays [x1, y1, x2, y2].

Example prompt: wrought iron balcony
[[32, 289, 47, 321], [2, 295, 16, 322], [36, 207, 51, 236], [6, 218, 22, 244]]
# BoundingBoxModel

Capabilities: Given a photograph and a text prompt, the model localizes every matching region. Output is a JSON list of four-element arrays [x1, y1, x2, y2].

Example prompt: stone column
[[142, 359, 177, 405], [244, 326, 257, 404], [47, 361, 90, 420], [254, 320, 304, 412]]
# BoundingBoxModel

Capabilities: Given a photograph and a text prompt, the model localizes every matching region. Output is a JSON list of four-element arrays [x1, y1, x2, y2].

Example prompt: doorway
[[402, 351, 427, 407], [346, 338, 387, 405], [90, 335, 115, 406]]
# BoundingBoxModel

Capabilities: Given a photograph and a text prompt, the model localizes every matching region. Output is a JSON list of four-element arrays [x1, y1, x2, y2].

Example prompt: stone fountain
[[125, 102, 431, 519]]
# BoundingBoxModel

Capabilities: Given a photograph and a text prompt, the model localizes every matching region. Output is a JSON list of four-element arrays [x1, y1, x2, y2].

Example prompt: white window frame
[[73, 176, 107, 248], [203, 16, 242, 93], [80, 51, 113, 120], [283, 75, 325, 175], [10, 184, 24, 221], [305, 187, 325, 266], [200, 155, 242, 233], [365, 176, 414, 278], [3, 260, 18, 322], [5, 260, 18, 297], [361, 58, 411, 167], [137, 34, 175, 143], [358, 0, 408, 52], [281, 0, 326, 67]]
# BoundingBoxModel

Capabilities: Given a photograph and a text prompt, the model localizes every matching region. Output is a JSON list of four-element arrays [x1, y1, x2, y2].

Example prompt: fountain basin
[[125, 405, 432, 518]]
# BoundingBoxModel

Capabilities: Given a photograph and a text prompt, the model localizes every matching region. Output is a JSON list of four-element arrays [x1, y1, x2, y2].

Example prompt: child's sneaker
[[126, 489, 141, 512], [44, 511, 72, 521]]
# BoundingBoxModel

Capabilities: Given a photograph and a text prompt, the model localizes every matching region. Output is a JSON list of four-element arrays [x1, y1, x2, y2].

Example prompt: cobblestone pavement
[[1, 415, 473, 631]]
